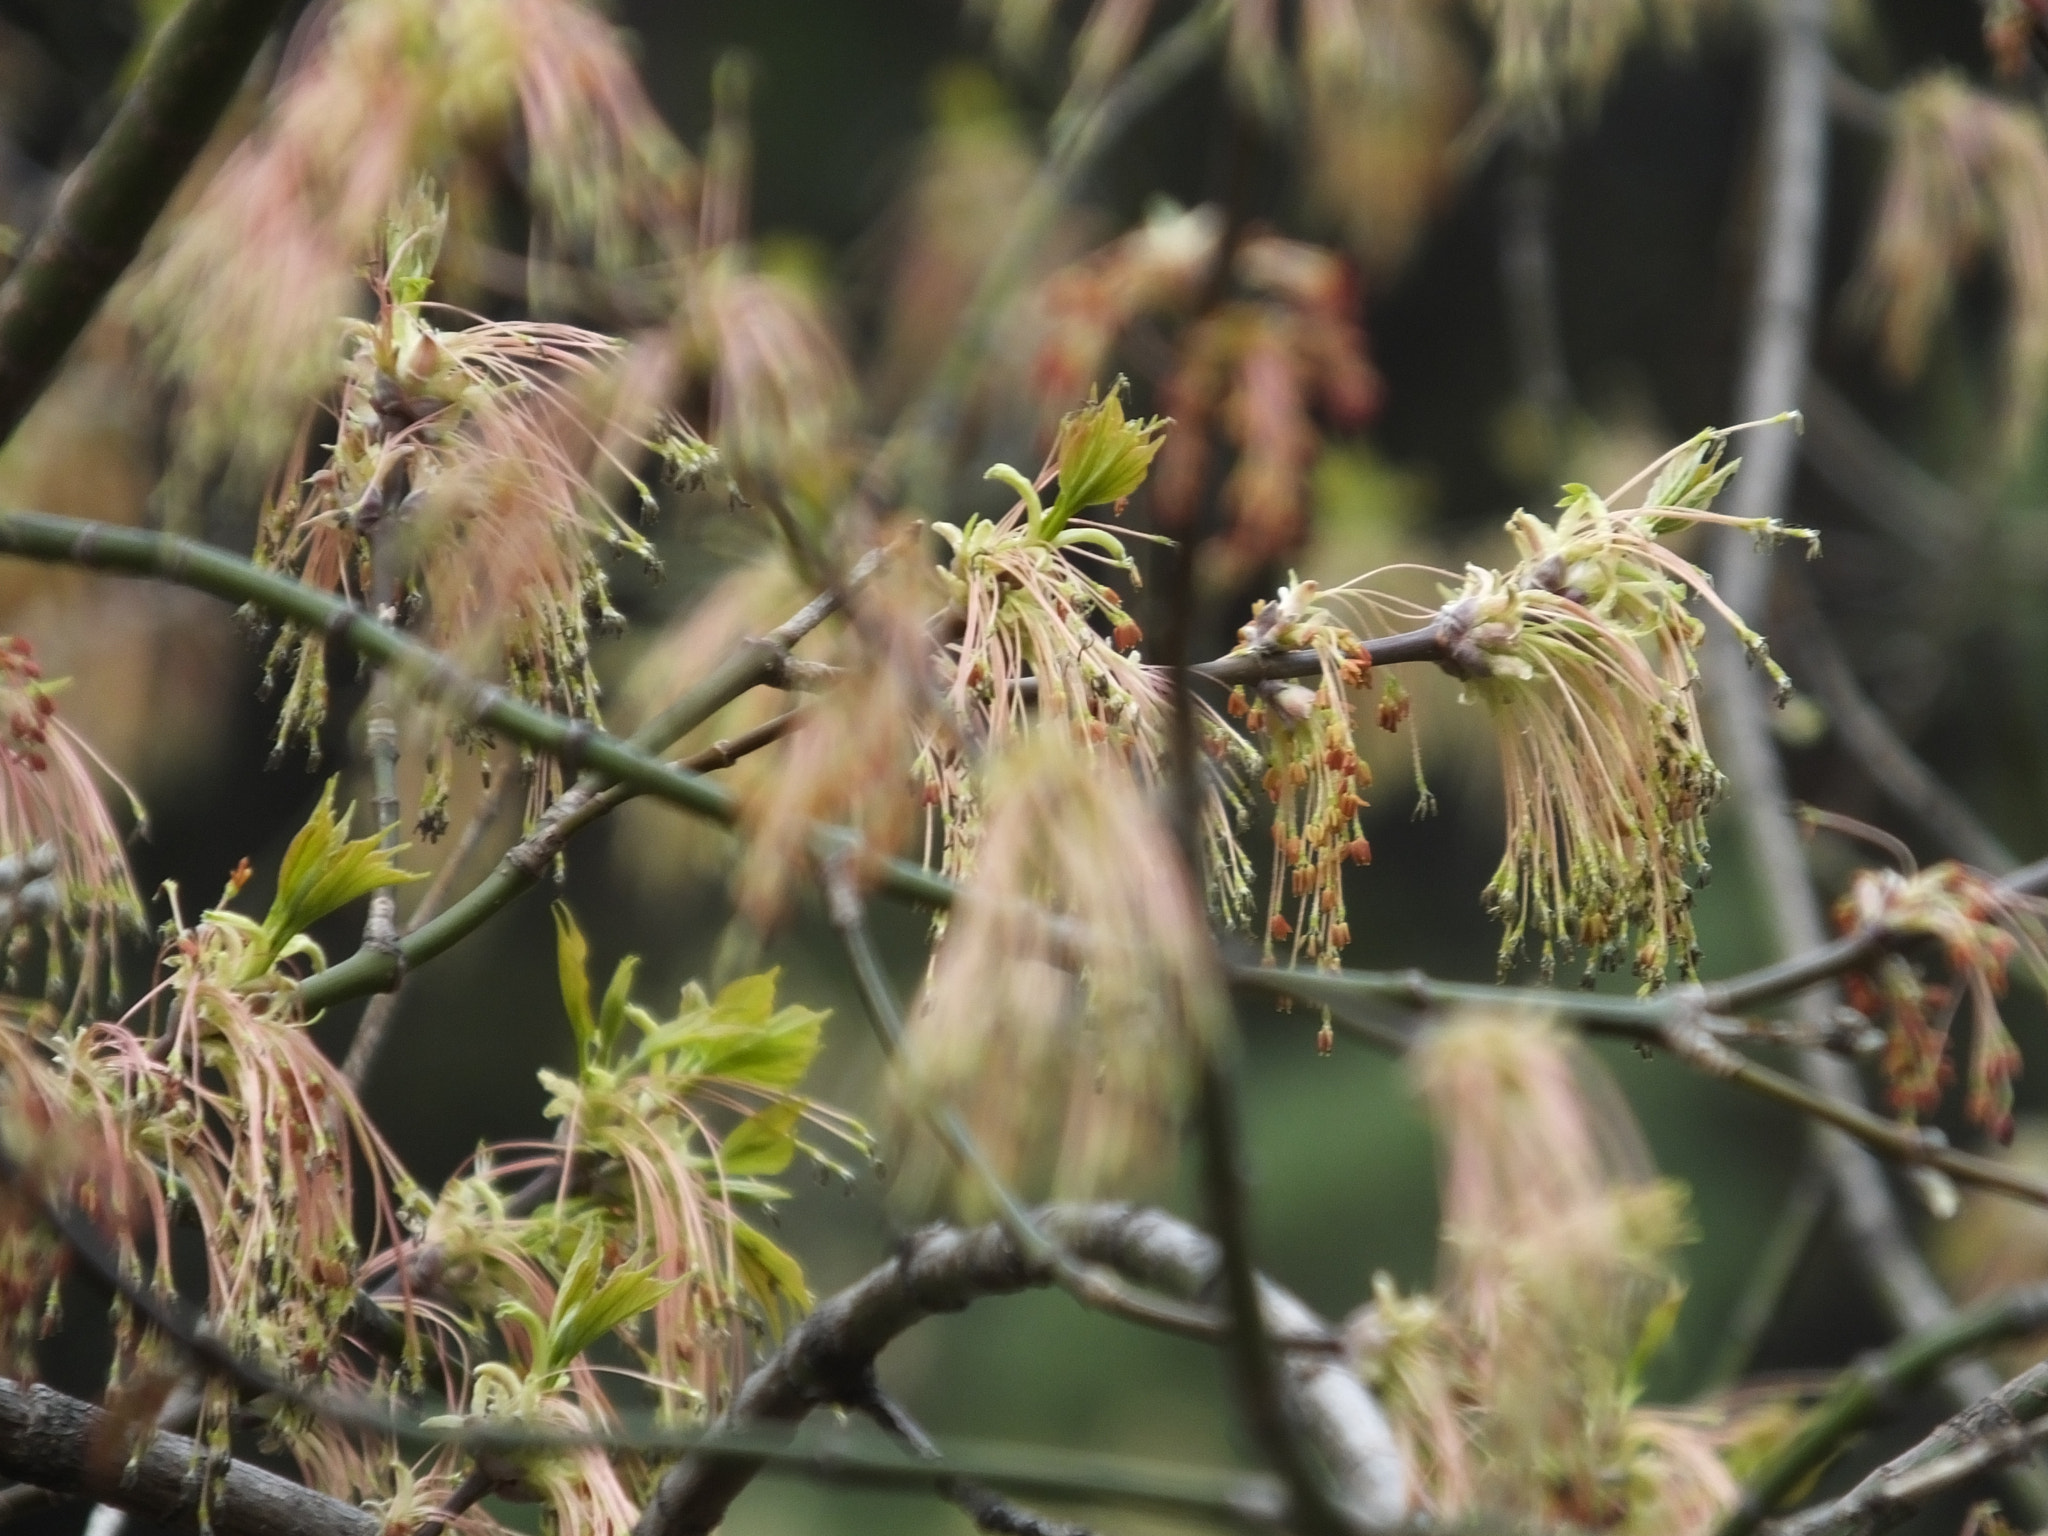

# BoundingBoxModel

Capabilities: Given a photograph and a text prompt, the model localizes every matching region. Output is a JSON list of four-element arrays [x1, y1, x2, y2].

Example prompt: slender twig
[[1234, 956, 2048, 1211], [1784, 1417, 2048, 1536], [301, 551, 880, 1011], [341, 770, 512, 1086], [1827, 67, 1897, 137], [1768, 1362, 2048, 1536], [408, 1467, 493, 1536], [1799, 376, 1964, 564], [857, 1391, 1093, 1536], [1704, 1148, 1831, 1391], [352, 504, 409, 1076], [0, 0, 288, 440]]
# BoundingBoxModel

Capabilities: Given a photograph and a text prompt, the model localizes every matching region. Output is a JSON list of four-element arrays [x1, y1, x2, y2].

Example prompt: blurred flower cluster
[[1024, 210, 1382, 579], [1351, 1012, 1739, 1534], [1852, 70, 2048, 461]]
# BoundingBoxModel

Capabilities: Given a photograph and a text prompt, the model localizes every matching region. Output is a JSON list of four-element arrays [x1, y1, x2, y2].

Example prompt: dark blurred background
[[0, 1, 2042, 1532]]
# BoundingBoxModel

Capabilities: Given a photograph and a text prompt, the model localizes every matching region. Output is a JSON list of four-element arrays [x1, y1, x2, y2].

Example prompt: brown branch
[[0, 1380, 376, 1536], [1773, 1363, 2048, 1536], [0, 0, 287, 440], [632, 1205, 1408, 1536]]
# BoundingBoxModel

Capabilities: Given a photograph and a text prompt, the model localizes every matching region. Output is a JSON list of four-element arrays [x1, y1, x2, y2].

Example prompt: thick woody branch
[[823, 873, 1289, 1348], [0, 0, 287, 439], [634, 1205, 1407, 1536], [0, 1379, 376, 1536], [1771, 1362, 2048, 1536]]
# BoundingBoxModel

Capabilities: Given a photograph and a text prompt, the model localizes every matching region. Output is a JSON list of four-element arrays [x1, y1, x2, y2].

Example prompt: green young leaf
[[547, 1264, 679, 1375], [712, 970, 778, 1026], [1621, 1282, 1687, 1402], [384, 181, 447, 309], [639, 969, 827, 1087], [1041, 383, 1170, 538], [597, 953, 640, 1062], [719, 1100, 804, 1178], [733, 1219, 809, 1337], [553, 902, 597, 1067], [1644, 431, 1739, 524], [259, 778, 420, 963]]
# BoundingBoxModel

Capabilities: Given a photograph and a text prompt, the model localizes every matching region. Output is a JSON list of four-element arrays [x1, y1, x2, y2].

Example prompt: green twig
[[8, 503, 2048, 1195], [0, 0, 287, 440], [1236, 960, 2048, 1210]]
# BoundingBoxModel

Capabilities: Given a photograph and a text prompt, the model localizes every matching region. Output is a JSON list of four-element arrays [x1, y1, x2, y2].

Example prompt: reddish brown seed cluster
[[0, 638, 57, 772], [1258, 686, 1372, 969]]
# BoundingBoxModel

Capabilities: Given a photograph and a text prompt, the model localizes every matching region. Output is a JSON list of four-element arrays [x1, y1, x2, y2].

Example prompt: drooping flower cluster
[[1438, 427, 1814, 987], [903, 736, 1222, 1197], [925, 386, 1257, 918], [1852, 71, 2048, 457], [1351, 1012, 1735, 1533], [1228, 581, 1375, 971], [1837, 861, 2048, 1143], [129, 0, 693, 497], [253, 192, 693, 822], [0, 637, 142, 1008], [0, 781, 420, 1450]]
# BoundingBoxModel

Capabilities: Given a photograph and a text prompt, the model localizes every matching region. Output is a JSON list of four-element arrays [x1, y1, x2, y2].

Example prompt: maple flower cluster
[[1838, 861, 2048, 1143], [1229, 581, 1376, 972]]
